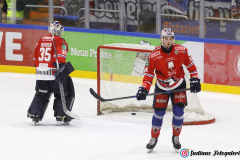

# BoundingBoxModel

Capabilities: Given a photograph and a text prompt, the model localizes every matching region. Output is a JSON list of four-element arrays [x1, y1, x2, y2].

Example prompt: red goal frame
[[97, 45, 153, 115], [96, 45, 215, 125]]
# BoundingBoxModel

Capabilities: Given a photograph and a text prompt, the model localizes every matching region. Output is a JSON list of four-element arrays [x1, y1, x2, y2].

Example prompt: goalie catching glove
[[136, 87, 149, 100], [190, 78, 201, 93], [55, 62, 75, 83]]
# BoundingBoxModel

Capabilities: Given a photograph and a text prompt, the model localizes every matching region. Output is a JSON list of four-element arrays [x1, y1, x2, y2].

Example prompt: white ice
[[0, 72, 240, 160]]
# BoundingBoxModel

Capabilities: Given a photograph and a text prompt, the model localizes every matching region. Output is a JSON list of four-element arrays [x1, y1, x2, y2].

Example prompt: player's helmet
[[48, 21, 64, 37], [161, 28, 174, 39]]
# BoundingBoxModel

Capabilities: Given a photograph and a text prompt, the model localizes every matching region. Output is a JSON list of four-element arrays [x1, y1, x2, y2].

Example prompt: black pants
[[27, 77, 75, 120]]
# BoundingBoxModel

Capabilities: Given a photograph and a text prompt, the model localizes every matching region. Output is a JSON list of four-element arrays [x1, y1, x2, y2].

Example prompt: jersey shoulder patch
[[149, 49, 161, 58], [173, 44, 186, 51], [152, 46, 161, 53], [62, 43, 67, 50]]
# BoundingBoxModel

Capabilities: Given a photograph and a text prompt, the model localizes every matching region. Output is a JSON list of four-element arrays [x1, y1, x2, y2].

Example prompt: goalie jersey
[[33, 34, 68, 80], [142, 43, 198, 91]]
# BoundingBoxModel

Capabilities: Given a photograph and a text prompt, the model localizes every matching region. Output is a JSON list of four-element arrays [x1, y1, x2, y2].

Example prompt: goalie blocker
[[55, 62, 75, 83]]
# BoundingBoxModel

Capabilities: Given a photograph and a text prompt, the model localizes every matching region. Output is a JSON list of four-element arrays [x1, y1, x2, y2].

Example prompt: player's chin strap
[[52, 33, 80, 120]]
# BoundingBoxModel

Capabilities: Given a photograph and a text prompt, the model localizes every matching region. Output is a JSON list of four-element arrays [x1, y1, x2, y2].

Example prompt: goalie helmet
[[161, 28, 174, 39], [48, 21, 64, 37]]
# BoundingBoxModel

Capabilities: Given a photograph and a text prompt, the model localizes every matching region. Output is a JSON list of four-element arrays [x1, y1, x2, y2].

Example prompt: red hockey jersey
[[33, 34, 68, 80], [142, 43, 198, 91]]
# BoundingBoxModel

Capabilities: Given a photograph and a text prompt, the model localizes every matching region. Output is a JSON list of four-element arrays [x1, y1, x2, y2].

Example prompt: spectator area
[[23, 0, 60, 26]]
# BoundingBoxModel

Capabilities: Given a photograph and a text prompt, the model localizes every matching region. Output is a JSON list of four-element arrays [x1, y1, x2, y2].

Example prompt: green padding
[[101, 50, 136, 75], [63, 31, 186, 72]]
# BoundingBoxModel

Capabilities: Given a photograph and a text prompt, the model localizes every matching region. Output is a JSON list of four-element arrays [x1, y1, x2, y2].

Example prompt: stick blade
[[62, 107, 80, 120], [65, 110, 80, 120], [89, 88, 105, 102]]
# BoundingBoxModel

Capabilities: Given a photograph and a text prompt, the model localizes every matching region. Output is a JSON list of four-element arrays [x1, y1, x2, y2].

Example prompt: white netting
[[98, 43, 215, 125]]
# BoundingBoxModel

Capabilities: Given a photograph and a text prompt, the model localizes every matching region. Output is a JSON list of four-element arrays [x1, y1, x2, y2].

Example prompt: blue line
[[1, 23, 240, 45]]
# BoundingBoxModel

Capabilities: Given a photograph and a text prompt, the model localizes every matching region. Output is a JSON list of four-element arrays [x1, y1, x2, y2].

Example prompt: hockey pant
[[27, 76, 75, 120], [151, 80, 186, 138]]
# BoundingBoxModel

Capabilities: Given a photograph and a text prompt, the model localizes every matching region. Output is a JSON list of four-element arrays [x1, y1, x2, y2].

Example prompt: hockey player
[[27, 21, 75, 125], [136, 28, 201, 152]]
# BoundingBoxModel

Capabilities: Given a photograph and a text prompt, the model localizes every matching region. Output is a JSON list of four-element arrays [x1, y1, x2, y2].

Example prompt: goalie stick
[[52, 33, 80, 120], [90, 88, 191, 102]]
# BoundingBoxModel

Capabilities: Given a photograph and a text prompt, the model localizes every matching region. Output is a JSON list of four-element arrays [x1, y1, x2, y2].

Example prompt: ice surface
[[0, 72, 240, 160]]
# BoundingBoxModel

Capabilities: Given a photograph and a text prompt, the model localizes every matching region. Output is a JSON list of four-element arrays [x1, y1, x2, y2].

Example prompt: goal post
[[97, 43, 215, 125]]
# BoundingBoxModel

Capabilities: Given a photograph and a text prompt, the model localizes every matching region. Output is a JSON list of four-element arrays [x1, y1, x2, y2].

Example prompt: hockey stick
[[52, 33, 80, 120], [90, 88, 191, 102]]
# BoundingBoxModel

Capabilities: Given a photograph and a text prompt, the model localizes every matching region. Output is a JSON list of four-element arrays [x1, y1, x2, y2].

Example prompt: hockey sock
[[172, 104, 184, 136], [151, 108, 166, 138]]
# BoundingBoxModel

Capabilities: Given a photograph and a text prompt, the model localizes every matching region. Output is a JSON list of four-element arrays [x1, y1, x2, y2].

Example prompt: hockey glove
[[136, 87, 149, 100], [55, 62, 75, 83], [190, 78, 201, 93]]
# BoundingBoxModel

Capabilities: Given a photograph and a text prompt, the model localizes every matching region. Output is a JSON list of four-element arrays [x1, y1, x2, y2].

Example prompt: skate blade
[[147, 149, 153, 153], [56, 121, 70, 126]]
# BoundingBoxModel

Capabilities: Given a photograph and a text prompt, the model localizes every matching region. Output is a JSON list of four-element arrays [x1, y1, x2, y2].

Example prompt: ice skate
[[28, 113, 41, 125], [56, 116, 71, 126], [146, 138, 158, 153], [172, 135, 181, 152], [32, 117, 40, 125]]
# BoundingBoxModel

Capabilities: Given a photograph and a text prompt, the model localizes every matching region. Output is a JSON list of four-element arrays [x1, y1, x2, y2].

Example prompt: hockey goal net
[[97, 43, 215, 125]]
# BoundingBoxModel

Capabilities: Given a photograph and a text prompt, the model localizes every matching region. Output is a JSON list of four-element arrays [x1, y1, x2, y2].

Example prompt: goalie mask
[[48, 21, 64, 37], [161, 28, 174, 40]]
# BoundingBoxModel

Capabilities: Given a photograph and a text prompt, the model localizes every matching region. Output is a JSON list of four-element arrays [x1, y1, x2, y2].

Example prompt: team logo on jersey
[[175, 50, 179, 55], [146, 58, 149, 66], [62, 43, 67, 50], [234, 53, 240, 77], [168, 61, 174, 71]]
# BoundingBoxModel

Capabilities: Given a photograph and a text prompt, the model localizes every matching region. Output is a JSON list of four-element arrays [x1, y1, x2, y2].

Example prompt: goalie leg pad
[[53, 97, 74, 118], [53, 77, 75, 120], [172, 104, 184, 136], [151, 108, 166, 138], [28, 80, 52, 120], [28, 91, 51, 120], [55, 62, 75, 83]]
